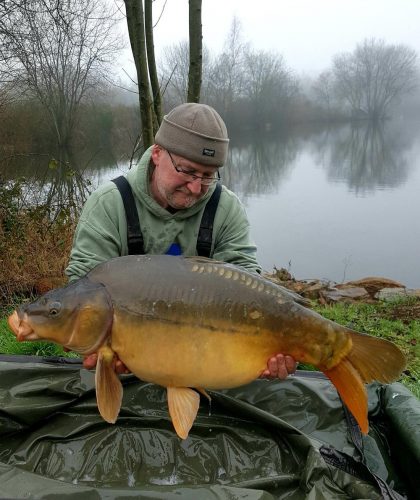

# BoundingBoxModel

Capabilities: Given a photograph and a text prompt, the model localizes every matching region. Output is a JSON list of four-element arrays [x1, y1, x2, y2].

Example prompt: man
[[66, 103, 296, 379]]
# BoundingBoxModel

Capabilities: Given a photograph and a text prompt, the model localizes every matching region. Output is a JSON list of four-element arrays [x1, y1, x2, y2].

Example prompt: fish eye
[[49, 301, 61, 317]]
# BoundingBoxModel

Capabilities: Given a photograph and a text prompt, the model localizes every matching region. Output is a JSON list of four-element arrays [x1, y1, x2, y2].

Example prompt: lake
[[231, 119, 420, 288], [4, 117, 420, 288]]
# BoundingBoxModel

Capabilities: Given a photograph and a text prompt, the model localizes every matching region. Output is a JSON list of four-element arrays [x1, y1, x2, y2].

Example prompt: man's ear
[[151, 144, 162, 166]]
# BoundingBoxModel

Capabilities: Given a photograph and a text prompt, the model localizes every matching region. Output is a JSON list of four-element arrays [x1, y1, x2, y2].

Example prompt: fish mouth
[[7, 310, 40, 341]]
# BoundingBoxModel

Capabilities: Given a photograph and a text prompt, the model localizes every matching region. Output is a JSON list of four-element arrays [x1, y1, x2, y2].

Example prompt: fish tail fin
[[347, 331, 406, 384], [167, 387, 200, 439], [324, 331, 406, 434], [324, 358, 369, 434], [95, 345, 123, 424]]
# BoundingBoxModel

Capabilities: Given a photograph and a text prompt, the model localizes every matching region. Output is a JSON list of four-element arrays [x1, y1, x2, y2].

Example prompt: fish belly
[[110, 314, 279, 389]]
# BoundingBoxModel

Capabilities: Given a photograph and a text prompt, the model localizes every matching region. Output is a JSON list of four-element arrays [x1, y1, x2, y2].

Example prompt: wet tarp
[[0, 355, 418, 499]]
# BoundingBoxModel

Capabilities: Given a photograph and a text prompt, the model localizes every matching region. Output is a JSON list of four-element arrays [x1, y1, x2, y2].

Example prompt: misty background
[[1, 0, 420, 287]]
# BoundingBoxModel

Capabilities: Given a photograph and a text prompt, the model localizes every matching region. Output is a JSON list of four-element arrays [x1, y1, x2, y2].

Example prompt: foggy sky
[[119, 0, 420, 78]]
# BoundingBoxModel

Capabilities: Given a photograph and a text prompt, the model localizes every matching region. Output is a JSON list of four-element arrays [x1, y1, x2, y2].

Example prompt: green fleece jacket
[[66, 147, 261, 281]]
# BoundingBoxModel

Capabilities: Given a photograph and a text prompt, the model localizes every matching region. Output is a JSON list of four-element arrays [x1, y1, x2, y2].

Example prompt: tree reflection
[[316, 121, 411, 194], [223, 134, 299, 197], [1, 149, 92, 219], [3, 119, 414, 208], [42, 151, 92, 220]]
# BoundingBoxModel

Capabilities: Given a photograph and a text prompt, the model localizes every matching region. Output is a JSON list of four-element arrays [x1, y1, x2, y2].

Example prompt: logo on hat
[[202, 148, 215, 157]]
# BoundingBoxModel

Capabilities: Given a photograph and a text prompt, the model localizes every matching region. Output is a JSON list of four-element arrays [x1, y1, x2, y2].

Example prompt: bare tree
[[207, 17, 249, 114], [160, 41, 211, 107], [187, 0, 202, 102], [243, 49, 299, 127], [332, 38, 419, 120], [160, 29, 298, 130], [0, 0, 121, 149], [312, 70, 335, 113], [0, 81, 18, 112], [160, 41, 191, 105]]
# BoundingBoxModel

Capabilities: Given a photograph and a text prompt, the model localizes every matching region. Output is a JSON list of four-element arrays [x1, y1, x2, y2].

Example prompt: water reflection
[[43, 153, 92, 218], [1, 149, 93, 218], [2, 121, 419, 286], [1, 119, 417, 215], [311, 121, 411, 194], [1, 145, 118, 180], [223, 135, 299, 196], [223, 119, 415, 198], [2, 136, 301, 203]]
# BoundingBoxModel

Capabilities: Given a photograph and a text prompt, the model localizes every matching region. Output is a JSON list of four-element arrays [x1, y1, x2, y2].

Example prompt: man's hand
[[83, 352, 130, 374], [260, 354, 297, 380], [82, 352, 295, 379]]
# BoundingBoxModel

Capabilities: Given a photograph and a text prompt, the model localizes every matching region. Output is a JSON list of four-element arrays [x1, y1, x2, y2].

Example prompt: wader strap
[[111, 177, 222, 257], [196, 182, 222, 258], [111, 176, 145, 255]]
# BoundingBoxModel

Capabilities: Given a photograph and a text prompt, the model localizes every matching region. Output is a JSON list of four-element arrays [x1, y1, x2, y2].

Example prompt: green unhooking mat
[[0, 355, 418, 499]]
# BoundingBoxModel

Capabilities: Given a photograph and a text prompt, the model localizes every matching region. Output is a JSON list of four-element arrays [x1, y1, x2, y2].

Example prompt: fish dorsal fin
[[324, 357, 368, 434], [167, 387, 200, 439], [95, 345, 123, 424]]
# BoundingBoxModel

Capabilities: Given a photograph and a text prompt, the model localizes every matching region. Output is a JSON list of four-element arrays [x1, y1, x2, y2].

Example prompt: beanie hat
[[155, 103, 229, 167]]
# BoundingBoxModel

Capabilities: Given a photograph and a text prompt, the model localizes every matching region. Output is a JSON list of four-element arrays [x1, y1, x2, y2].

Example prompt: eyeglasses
[[166, 150, 220, 186]]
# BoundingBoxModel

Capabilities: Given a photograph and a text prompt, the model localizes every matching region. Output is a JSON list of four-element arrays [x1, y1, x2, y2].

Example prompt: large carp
[[8, 255, 405, 439]]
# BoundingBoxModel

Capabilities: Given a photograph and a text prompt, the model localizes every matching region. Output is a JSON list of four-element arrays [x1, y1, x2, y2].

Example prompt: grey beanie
[[155, 103, 229, 167]]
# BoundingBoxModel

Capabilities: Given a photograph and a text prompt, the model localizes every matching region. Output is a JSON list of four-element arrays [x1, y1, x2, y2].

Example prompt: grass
[[0, 299, 79, 359], [0, 318, 79, 358], [312, 298, 420, 398]]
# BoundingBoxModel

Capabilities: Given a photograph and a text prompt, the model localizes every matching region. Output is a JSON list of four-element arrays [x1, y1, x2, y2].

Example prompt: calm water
[[5, 118, 420, 287], [238, 120, 420, 288]]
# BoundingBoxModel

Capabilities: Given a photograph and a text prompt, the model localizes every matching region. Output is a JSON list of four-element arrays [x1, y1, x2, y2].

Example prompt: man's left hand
[[260, 354, 297, 380]]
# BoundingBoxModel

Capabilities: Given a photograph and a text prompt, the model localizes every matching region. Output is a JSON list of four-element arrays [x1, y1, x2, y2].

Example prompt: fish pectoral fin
[[324, 357, 368, 434], [197, 387, 211, 401], [167, 387, 200, 440], [95, 345, 123, 424]]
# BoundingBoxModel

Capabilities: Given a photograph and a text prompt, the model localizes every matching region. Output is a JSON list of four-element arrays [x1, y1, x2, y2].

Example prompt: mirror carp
[[8, 255, 406, 439]]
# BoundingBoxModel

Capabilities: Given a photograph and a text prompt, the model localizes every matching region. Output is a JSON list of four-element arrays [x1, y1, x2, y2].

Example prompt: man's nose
[[186, 177, 203, 194]]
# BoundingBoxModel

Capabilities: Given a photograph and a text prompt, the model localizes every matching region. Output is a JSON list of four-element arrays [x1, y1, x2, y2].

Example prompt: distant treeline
[[0, 98, 141, 160], [1, 1, 419, 160], [1, 78, 419, 162]]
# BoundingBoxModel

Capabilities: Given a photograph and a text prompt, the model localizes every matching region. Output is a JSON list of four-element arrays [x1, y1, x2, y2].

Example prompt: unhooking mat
[[0, 355, 419, 499]]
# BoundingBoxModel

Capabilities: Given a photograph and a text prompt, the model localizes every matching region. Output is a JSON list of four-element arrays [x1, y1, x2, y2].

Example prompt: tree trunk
[[144, 0, 162, 132], [124, 0, 154, 149], [187, 0, 202, 103]]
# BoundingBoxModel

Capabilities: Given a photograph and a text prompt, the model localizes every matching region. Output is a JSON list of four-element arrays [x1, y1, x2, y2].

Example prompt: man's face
[[150, 146, 219, 210]]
